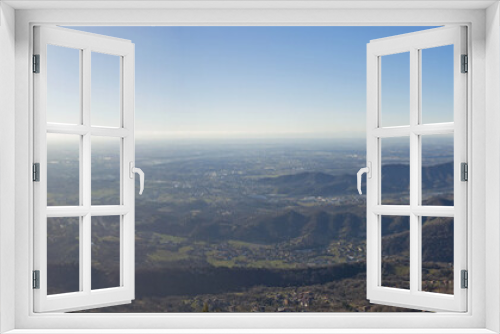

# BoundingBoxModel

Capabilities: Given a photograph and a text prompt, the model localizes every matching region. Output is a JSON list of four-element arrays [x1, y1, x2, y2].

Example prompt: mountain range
[[258, 161, 453, 196], [176, 162, 454, 248]]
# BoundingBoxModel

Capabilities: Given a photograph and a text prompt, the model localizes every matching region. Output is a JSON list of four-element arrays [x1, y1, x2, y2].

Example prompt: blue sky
[[48, 26, 453, 139]]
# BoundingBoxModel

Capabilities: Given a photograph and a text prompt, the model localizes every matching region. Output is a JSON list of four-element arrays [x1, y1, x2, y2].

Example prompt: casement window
[[33, 26, 143, 312], [3, 2, 499, 333], [360, 26, 468, 312]]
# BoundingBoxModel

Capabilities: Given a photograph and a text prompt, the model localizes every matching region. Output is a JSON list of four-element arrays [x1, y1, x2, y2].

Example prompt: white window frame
[[33, 25, 136, 313], [0, 1, 499, 333], [365, 26, 468, 312]]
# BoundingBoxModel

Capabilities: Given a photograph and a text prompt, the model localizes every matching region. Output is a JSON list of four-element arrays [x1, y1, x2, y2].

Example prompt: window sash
[[366, 26, 468, 312], [32, 25, 136, 313]]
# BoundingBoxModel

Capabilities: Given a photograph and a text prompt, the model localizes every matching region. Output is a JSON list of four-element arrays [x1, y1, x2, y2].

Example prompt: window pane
[[47, 45, 81, 125], [47, 217, 80, 295], [91, 52, 121, 127], [421, 134, 454, 206], [421, 45, 454, 124], [421, 216, 454, 294], [47, 133, 80, 206], [92, 216, 121, 290], [92, 137, 121, 205], [381, 52, 410, 127], [381, 215, 410, 289], [381, 137, 410, 205]]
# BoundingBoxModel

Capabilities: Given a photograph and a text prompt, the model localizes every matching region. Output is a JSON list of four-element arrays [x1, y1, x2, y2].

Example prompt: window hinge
[[461, 162, 468, 181], [461, 270, 468, 289], [33, 163, 40, 182], [33, 54, 40, 73], [33, 270, 40, 289], [461, 54, 468, 73]]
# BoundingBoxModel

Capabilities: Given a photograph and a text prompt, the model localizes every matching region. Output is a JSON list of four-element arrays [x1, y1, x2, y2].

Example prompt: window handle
[[129, 162, 145, 195], [357, 162, 371, 195]]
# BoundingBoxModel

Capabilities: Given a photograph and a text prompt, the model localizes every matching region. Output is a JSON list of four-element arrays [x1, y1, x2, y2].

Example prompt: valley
[[45, 138, 454, 312]]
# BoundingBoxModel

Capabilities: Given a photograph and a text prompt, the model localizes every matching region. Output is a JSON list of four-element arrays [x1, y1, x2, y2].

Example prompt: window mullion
[[409, 47, 420, 294], [82, 47, 92, 294], [81, 214, 91, 293]]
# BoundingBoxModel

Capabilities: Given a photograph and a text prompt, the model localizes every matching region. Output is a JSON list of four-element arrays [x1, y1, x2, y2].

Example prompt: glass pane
[[47, 217, 80, 295], [381, 52, 410, 127], [381, 215, 410, 289], [47, 45, 81, 125], [91, 52, 121, 127], [381, 137, 410, 205], [92, 136, 121, 205], [47, 133, 80, 206], [92, 216, 121, 290], [421, 216, 454, 294], [421, 45, 454, 124], [421, 134, 454, 206]]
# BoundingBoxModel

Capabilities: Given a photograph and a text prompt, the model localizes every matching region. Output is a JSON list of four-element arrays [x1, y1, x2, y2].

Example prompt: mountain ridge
[[258, 161, 453, 196]]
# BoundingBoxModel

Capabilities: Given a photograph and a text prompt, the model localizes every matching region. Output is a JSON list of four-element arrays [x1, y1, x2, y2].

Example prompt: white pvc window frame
[[32, 26, 136, 313], [7, 4, 499, 333], [366, 26, 468, 312]]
